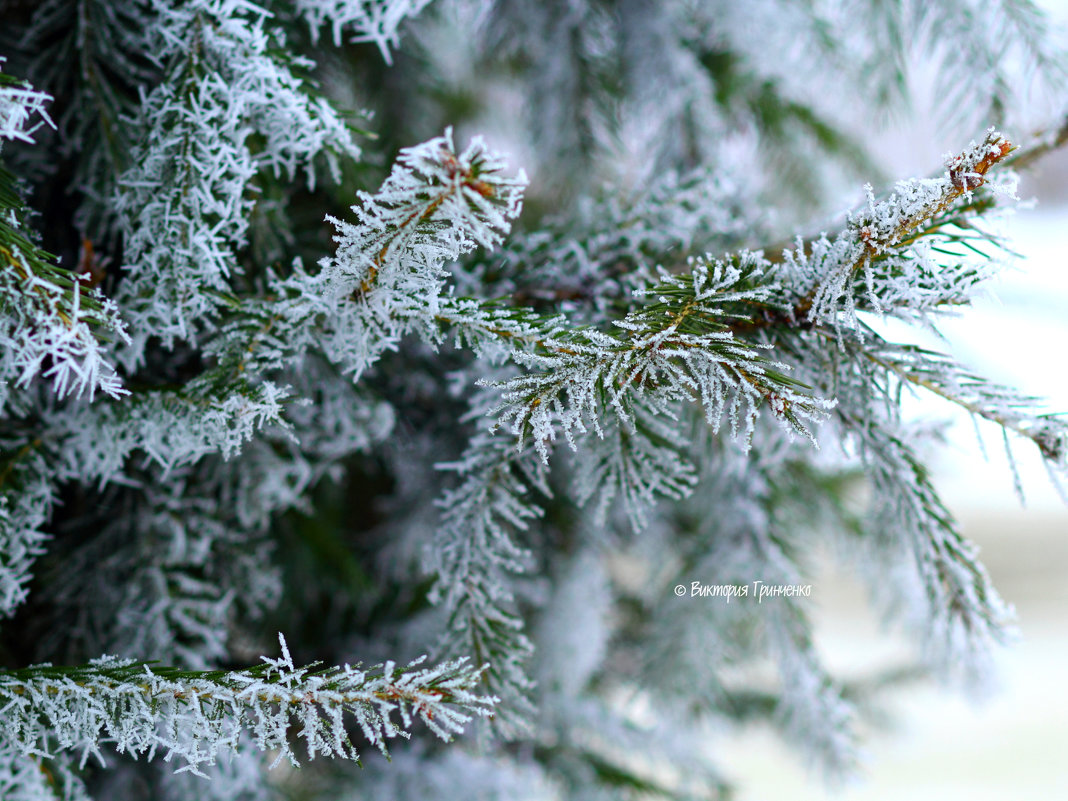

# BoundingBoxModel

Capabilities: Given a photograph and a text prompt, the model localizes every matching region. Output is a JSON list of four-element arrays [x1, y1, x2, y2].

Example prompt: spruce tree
[[0, 1, 1066, 798]]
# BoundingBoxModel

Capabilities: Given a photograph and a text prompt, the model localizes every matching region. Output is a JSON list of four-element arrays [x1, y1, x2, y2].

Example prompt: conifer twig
[[0, 634, 496, 773]]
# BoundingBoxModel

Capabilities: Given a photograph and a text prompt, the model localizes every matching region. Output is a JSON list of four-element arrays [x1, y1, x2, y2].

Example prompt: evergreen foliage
[[0, 1, 1066, 798]]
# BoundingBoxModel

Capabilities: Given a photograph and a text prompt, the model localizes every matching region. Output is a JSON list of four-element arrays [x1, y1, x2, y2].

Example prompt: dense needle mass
[[0, 1, 1066, 799]]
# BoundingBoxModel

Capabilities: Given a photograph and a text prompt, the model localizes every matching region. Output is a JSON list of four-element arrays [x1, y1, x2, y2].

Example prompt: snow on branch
[[0, 634, 496, 775], [0, 229, 129, 407], [323, 126, 525, 296], [95, 130, 525, 499]]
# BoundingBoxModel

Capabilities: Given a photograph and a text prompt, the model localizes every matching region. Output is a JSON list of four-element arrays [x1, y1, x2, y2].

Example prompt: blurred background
[[717, 5, 1068, 789]]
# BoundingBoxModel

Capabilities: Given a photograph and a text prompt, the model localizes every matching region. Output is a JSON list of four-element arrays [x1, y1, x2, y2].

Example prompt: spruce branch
[[326, 125, 526, 301], [851, 418, 1013, 681], [722, 128, 1068, 489], [0, 218, 128, 404], [214, 128, 527, 383], [794, 130, 1015, 329], [725, 130, 1017, 343], [772, 327, 1017, 682], [429, 409, 544, 739], [1, 3, 1065, 797], [438, 255, 832, 462], [856, 337, 1068, 474], [0, 634, 496, 775], [436, 134, 1018, 467], [571, 396, 699, 532], [113, 0, 361, 362], [0, 447, 52, 618], [41, 379, 291, 485], [0, 68, 128, 406]]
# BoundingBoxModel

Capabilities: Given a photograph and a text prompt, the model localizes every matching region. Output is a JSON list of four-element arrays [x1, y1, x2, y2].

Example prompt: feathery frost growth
[[0, 67, 128, 407], [1, 0, 1067, 799], [255, 127, 526, 381], [0, 634, 494, 772], [0, 63, 52, 143], [295, 0, 434, 62], [113, 0, 360, 363]]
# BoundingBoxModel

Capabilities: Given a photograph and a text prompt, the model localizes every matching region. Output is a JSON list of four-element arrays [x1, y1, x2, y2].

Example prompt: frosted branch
[[0, 635, 495, 774], [295, 0, 433, 64]]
